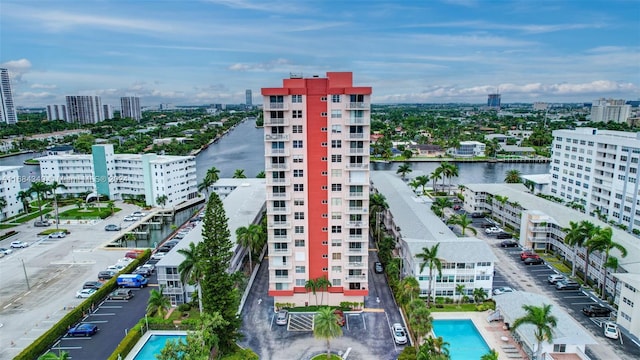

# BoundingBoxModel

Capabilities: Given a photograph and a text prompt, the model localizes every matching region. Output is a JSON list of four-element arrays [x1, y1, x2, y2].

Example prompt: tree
[[48, 181, 67, 229], [439, 162, 459, 194], [313, 307, 343, 359], [198, 192, 240, 354], [305, 278, 320, 306], [156, 194, 168, 208], [73, 134, 95, 154], [397, 163, 413, 180], [455, 284, 466, 305], [473, 288, 488, 303], [511, 304, 558, 360], [422, 336, 450, 358], [402, 148, 414, 159], [198, 177, 214, 198], [415, 175, 429, 194], [205, 166, 220, 184], [562, 221, 586, 278], [147, 288, 171, 318], [493, 195, 509, 226], [235, 223, 265, 274], [580, 221, 601, 285], [447, 214, 477, 236], [256, 170, 266, 178], [158, 312, 231, 360], [588, 226, 627, 299], [369, 192, 388, 224], [0, 197, 7, 220], [416, 243, 443, 307], [232, 169, 246, 178], [316, 276, 332, 306], [17, 190, 31, 213], [430, 168, 442, 193], [28, 181, 50, 222], [481, 349, 499, 360], [504, 169, 522, 183], [38, 352, 70, 360], [106, 200, 115, 216], [398, 276, 420, 305], [408, 300, 433, 349], [178, 242, 205, 313]]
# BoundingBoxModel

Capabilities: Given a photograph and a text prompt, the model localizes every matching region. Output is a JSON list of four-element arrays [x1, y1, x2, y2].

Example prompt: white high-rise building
[[120, 96, 141, 121], [590, 98, 631, 123], [261, 72, 371, 306], [550, 127, 640, 232], [46, 104, 68, 121], [66, 96, 104, 124], [0, 68, 18, 124], [103, 104, 114, 120]]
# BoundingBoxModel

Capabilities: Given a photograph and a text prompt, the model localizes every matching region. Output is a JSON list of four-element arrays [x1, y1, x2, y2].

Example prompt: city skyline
[[1, 0, 639, 107]]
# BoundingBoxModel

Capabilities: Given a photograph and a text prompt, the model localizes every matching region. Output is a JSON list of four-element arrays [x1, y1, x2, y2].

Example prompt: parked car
[[493, 287, 514, 295], [496, 232, 512, 239], [151, 252, 166, 260], [276, 309, 288, 325], [480, 222, 495, 228], [156, 245, 173, 253], [108, 289, 134, 300], [547, 274, 566, 284], [374, 262, 384, 274], [500, 240, 519, 248], [520, 251, 539, 261], [141, 263, 156, 273], [106, 263, 126, 271], [67, 323, 98, 337], [523, 257, 544, 265], [125, 250, 145, 259], [131, 211, 147, 217], [392, 323, 408, 345], [453, 205, 461, 210], [0, 247, 13, 255], [76, 288, 97, 298], [556, 280, 580, 290], [83, 281, 104, 290], [98, 270, 117, 281], [471, 212, 485, 218], [48, 231, 67, 238], [583, 305, 612, 317], [604, 322, 619, 339], [133, 267, 152, 277], [123, 215, 136, 222], [34, 220, 50, 227], [485, 227, 503, 234], [104, 224, 121, 231], [10, 241, 28, 248]]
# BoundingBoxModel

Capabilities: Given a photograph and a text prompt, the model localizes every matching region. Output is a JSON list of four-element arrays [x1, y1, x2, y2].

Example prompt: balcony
[[267, 221, 291, 229], [348, 148, 366, 155], [269, 192, 290, 199], [265, 148, 290, 156], [347, 133, 365, 140], [347, 207, 366, 214], [346, 221, 365, 228], [346, 162, 369, 169], [270, 262, 293, 270], [345, 274, 366, 280], [347, 245, 365, 251], [268, 178, 291, 186], [347, 117, 366, 125], [348, 192, 364, 198], [346, 102, 369, 110], [266, 102, 289, 110], [265, 134, 289, 141], [266, 163, 289, 170], [272, 248, 292, 256], [346, 262, 365, 269], [264, 118, 290, 126], [268, 207, 290, 213]]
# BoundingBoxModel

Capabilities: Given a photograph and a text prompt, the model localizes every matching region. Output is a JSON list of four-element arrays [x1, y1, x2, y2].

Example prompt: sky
[[1, 0, 639, 108]]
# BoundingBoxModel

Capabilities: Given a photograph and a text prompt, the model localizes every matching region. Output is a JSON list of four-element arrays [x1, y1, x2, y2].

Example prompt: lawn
[[12, 209, 53, 223], [540, 254, 571, 274], [430, 301, 495, 312], [58, 207, 121, 220]]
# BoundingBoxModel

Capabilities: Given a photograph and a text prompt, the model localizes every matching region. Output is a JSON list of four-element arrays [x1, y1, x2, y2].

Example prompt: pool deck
[[431, 312, 528, 360], [124, 330, 188, 360]]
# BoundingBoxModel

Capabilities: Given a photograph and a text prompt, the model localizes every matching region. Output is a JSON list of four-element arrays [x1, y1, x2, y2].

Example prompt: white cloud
[[1, 58, 32, 82], [30, 83, 57, 89], [228, 59, 292, 72]]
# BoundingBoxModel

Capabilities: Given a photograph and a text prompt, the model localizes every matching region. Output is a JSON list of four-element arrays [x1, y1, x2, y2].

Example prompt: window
[[296, 279, 306, 286], [292, 95, 302, 103], [292, 110, 303, 118], [295, 266, 305, 273], [294, 212, 304, 220], [293, 155, 303, 163], [321, 112, 327, 117], [275, 269, 288, 278], [292, 125, 303, 133], [320, 96, 327, 101], [331, 226, 342, 233], [331, 198, 342, 206], [332, 239, 342, 247], [332, 253, 341, 260], [331, 154, 342, 163], [293, 140, 303, 148], [294, 226, 304, 234], [331, 169, 342, 177], [553, 344, 566, 352], [331, 94, 341, 103], [294, 184, 304, 191], [332, 184, 342, 191], [293, 169, 304, 177], [331, 140, 342, 148], [331, 212, 341, 219], [331, 110, 342, 118], [331, 125, 342, 133], [295, 239, 305, 247], [294, 199, 304, 206]]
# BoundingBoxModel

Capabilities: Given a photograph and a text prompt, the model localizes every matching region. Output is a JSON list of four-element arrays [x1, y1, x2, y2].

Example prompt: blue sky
[[1, 0, 639, 107]]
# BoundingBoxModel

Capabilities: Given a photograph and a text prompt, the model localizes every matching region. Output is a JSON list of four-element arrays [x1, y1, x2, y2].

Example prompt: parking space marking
[[87, 313, 116, 316], [571, 302, 596, 306], [563, 295, 588, 299]]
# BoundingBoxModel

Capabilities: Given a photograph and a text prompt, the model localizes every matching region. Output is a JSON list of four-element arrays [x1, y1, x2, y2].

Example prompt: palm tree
[[198, 177, 214, 198], [205, 166, 220, 184], [504, 169, 522, 183], [562, 221, 586, 278], [235, 223, 265, 273], [580, 221, 601, 285], [430, 168, 443, 193], [28, 181, 50, 222], [588, 227, 627, 299], [416, 243, 443, 307], [511, 304, 558, 360], [493, 195, 509, 226], [415, 175, 429, 195], [424, 336, 450, 357], [313, 307, 343, 359], [447, 214, 477, 236], [38, 352, 70, 360], [369, 192, 388, 224], [256, 170, 266, 178], [408, 301, 434, 349], [480, 349, 499, 360], [305, 278, 320, 305], [156, 194, 168, 208], [48, 181, 67, 229], [0, 197, 7, 220], [147, 288, 171, 318], [316, 276, 332, 306], [17, 190, 31, 213], [455, 284, 466, 305], [398, 276, 420, 305], [409, 178, 421, 193], [396, 163, 412, 180], [232, 169, 246, 178], [433, 197, 452, 210], [177, 242, 205, 313], [473, 288, 488, 303], [440, 162, 459, 194]]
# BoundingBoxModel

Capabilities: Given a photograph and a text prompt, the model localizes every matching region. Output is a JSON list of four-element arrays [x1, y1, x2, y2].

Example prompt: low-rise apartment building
[[36, 144, 197, 207], [0, 166, 24, 220], [449, 140, 486, 157]]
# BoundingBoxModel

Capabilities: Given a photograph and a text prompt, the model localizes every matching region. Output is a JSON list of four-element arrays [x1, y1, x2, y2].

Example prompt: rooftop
[[405, 237, 497, 263]]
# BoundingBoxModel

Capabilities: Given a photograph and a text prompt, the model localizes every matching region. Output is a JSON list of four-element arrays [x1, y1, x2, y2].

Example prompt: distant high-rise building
[[0, 68, 18, 124], [590, 98, 631, 123], [120, 96, 141, 121], [46, 104, 68, 121], [487, 93, 501, 109], [66, 96, 104, 124], [262, 72, 372, 307], [103, 104, 114, 120], [245, 89, 252, 107]]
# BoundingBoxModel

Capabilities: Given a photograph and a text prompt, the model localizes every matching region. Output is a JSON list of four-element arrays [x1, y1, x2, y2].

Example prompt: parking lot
[[469, 215, 640, 360]]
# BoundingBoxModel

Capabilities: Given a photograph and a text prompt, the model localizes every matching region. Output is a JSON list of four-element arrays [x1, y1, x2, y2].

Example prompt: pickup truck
[[582, 305, 612, 317]]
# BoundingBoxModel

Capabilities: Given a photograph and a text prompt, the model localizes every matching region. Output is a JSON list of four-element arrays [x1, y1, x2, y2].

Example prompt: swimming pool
[[132, 334, 187, 360], [432, 319, 490, 359]]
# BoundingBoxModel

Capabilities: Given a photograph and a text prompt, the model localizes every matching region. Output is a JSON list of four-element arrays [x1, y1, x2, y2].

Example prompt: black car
[[523, 257, 544, 265], [133, 267, 152, 277], [83, 281, 104, 290], [496, 232, 512, 239], [500, 240, 519, 248], [471, 212, 485, 218], [582, 305, 612, 317], [98, 270, 116, 281]]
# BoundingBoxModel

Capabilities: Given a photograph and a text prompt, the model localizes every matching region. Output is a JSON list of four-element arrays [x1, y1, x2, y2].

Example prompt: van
[[117, 274, 149, 288]]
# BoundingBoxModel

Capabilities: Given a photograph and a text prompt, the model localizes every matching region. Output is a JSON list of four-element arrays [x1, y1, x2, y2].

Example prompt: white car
[[131, 211, 147, 218], [0, 247, 13, 255], [151, 252, 166, 260], [48, 231, 67, 238], [10, 241, 28, 248], [392, 323, 407, 345], [123, 215, 137, 221], [485, 227, 503, 234], [76, 288, 97, 298], [603, 322, 619, 339], [106, 264, 126, 271], [493, 287, 514, 295]]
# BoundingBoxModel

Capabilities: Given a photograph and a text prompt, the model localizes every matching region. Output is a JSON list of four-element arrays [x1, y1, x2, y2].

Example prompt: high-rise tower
[[245, 89, 252, 107], [0, 68, 18, 124], [66, 95, 104, 124], [120, 96, 141, 121], [487, 92, 501, 109], [262, 72, 372, 306]]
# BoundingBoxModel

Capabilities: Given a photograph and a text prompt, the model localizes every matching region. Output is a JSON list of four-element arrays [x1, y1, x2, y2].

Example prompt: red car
[[520, 251, 540, 261]]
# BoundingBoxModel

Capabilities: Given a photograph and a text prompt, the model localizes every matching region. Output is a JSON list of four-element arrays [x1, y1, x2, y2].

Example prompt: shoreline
[[373, 157, 550, 164]]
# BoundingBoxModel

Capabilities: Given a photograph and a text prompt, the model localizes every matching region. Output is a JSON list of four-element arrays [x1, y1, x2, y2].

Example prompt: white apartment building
[[0, 68, 18, 125], [0, 166, 24, 220], [550, 128, 640, 233], [46, 104, 68, 121], [450, 140, 486, 157], [590, 98, 631, 123], [66, 95, 104, 124], [36, 144, 197, 207], [156, 178, 266, 305], [103, 104, 114, 120], [261, 72, 371, 306], [121, 97, 141, 121], [372, 171, 497, 300], [613, 274, 640, 338]]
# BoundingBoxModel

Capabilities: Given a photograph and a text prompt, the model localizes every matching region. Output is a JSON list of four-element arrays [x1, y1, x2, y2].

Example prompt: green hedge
[[107, 322, 144, 360], [14, 250, 151, 360]]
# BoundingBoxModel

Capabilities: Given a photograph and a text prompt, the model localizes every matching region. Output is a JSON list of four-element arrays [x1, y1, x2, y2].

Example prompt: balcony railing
[[270, 262, 293, 269], [265, 134, 289, 141], [347, 102, 369, 109], [346, 221, 365, 228], [265, 118, 290, 126], [346, 162, 369, 169], [345, 274, 366, 280], [348, 207, 365, 213], [266, 148, 290, 156], [346, 262, 365, 268], [268, 221, 291, 229], [266, 103, 289, 110], [347, 133, 365, 140], [347, 246, 364, 252], [266, 163, 289, 170], [348, 192, 364, 198], [348, 148, 366, 155], [268, 207, 290, 213], [272, 248, 292, 255], [348, 117, 366, 125]]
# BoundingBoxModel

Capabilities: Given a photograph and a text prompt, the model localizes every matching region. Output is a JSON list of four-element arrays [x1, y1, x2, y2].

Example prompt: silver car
[[392, 323, 407, 345], [276, 310, 288, 325]]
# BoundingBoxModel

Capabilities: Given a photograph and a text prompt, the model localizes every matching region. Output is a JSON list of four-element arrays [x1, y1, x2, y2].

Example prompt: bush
[[221, 348, 259, 360], [107, 322, 143, 360], [177, 303, 191, 312]]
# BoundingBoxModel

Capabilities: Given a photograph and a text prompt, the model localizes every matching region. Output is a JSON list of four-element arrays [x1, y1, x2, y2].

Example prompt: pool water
[[133, 334, 187, 360], [432, 319, 490, 360]]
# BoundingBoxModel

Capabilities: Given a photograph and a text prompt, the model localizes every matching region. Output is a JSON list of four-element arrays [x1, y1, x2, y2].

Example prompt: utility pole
[[21, 259, 30, 290]]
